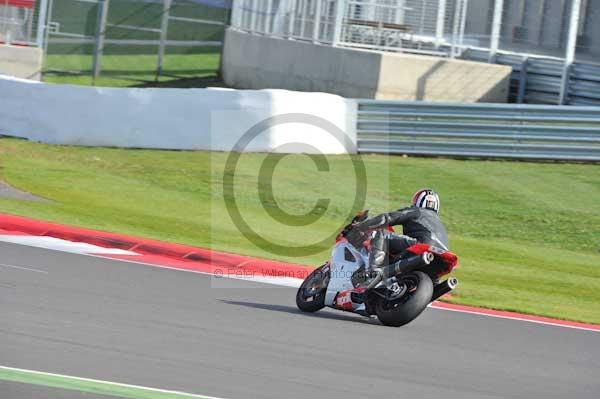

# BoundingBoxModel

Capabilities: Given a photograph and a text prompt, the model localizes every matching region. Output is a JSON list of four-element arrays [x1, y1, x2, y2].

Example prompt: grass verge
[[0, 366, 213, 399], [43, 53, 222, 88], [0, 138, 599, 323]]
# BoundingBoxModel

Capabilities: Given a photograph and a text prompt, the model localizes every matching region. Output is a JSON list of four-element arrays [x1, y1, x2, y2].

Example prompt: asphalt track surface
[[1, 241, 599, 399]]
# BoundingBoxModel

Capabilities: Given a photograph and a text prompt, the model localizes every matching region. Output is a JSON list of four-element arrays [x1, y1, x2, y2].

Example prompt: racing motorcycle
[[296, 210, 458, 327]]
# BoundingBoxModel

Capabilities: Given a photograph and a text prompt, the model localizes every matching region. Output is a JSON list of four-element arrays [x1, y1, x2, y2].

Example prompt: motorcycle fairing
[[406, 243, 458, 276], [324, 241, 368, 309]]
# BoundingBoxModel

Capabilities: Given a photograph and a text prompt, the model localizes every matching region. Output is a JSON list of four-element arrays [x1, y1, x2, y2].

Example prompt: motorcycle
[[296, 210, 459, 327]]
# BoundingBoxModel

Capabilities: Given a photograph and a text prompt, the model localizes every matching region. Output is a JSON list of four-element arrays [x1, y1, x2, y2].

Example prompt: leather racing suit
[[348, 206, 449, 269]]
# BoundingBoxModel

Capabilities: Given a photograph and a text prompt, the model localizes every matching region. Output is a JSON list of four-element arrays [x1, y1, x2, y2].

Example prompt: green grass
[[0, 138, 599, 323], [43, 53, 222, 87], [0, 366, 214, 398]]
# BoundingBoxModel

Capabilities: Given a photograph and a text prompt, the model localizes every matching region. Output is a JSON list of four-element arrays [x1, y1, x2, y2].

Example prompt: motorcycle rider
[[346, 188, 448, 270]]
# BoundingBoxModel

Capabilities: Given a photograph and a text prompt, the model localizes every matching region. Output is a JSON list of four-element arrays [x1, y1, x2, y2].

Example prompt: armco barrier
[[463, 49, 600, 106], [0, 74, 356, 154], [357, 100, 600, 161]]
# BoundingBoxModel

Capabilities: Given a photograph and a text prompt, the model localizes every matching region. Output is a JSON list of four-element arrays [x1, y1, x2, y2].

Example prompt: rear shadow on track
[[218, 300, 380, 325]]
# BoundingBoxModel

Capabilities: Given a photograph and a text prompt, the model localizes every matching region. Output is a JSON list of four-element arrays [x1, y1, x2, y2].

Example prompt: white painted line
[[0, 365, 229, 399], [220, 274, 302, 287], [0, 235, 139, 256], [88, 254, 303, 287], [0, 262, 48, 274], [428, 303, 600, 333], [0, 235, 299, 287]]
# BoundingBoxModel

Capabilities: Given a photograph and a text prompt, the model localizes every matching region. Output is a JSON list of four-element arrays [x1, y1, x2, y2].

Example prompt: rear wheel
[[296, 265, 330, 313], [375, 271, 433, 327]]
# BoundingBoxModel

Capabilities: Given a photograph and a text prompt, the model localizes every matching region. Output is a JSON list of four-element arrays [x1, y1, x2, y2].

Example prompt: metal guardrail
[[356, 100, 600, 162], [463, 49, 600, 107]]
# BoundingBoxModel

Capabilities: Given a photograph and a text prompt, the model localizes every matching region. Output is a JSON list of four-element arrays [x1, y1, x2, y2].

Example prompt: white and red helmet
[[411, 188, 440, 213]]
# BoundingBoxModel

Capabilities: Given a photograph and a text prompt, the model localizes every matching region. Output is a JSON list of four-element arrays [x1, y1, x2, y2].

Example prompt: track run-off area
[[1, 226, 600, 399]]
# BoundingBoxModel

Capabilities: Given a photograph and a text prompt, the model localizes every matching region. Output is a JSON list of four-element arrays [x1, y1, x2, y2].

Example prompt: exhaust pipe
[[365, 252, 435, 291], [431, 277, 458, 301], [382, 252, 434, 279]]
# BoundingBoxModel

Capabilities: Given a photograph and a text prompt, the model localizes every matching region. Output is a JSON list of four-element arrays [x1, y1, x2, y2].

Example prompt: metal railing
[[229, 0, 600, 106], [462, 48, 600, 107], [231, 0, 468, 58], [356, 100, 600, 161], [0, 0, 41, 46]]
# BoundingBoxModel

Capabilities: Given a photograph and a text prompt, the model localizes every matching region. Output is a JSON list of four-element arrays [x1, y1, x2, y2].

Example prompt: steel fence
[[357, 99, 600, 161], [229, 0, 600, 106], [43, 0, 227, 84], [0, 0, 43, 45], [461, 0, 598, 65], [231, 0, 468, 57], [230, 0, 600, 63]]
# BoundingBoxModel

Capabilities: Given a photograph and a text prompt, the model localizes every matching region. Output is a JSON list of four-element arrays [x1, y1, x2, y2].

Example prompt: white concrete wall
[[222, 28, 512, 103], [0, 74, 357, 154], [0, 45, 43, 81]]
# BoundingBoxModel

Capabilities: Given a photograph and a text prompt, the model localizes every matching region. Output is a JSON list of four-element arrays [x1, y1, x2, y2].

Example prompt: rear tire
[[296, 265, 329, 313], [375, 271, 433, 327]]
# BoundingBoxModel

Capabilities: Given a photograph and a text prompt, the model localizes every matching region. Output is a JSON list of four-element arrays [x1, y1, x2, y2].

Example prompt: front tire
[[296, 265, 330, 313], [375, 271, 433, 327]]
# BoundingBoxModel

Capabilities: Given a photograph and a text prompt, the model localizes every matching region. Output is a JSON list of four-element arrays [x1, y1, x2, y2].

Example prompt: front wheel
[[296, 265, 330, 313], [375, 271, 433, 327]]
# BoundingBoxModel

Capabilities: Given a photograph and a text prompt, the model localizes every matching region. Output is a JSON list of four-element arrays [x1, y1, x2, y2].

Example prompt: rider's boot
[[369, 230, 388, 270]]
